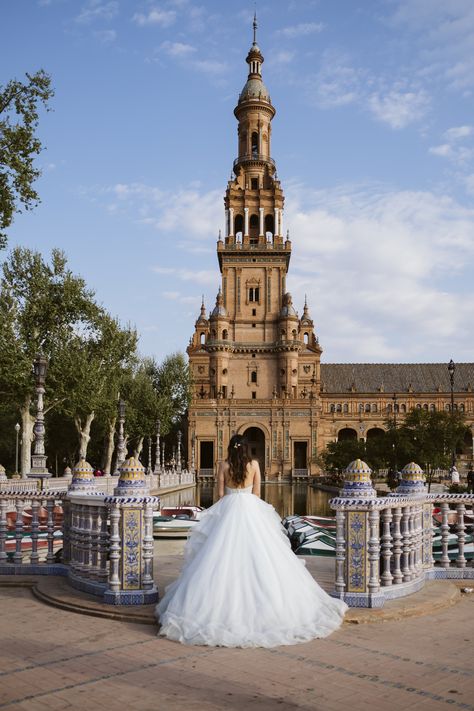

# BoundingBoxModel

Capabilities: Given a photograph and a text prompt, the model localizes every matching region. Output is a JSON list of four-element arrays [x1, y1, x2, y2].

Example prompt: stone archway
[[243, 426, 265, 475], [337, 427, 358, 442]]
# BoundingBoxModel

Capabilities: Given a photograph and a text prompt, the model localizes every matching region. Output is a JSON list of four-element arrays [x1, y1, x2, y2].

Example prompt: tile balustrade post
[[14, 500, 24, 564], [401, 507, 411, 581], [46, 499, 55, 564], [108, 503, 121, 593], [103, 457, 159, 604], [440, 502, 451, 569], [335, 509, 346, 596], [456, 503, 466, 568], [391, 506, 403, 584], [368, 509, 380, 594], [0, 500, 7, 564], [380, 508, 393, 586], [30, 499, 40, 565]]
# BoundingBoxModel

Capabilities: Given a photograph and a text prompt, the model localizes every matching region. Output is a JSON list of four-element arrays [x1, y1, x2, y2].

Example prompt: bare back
[[217, 459, 261, 498]]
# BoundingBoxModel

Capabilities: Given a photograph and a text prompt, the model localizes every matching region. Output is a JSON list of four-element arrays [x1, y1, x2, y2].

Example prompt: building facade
[[187, 25, 474, 480]]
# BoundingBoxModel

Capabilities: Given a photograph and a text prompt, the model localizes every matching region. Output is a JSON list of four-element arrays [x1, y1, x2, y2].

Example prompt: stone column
[[259, 207, 264, 236], [244, 207, 249, 236], [229, 208, 234, 237], [274, 207, 279, 236]]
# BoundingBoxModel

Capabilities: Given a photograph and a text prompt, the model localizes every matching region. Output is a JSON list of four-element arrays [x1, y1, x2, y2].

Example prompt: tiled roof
[[320, 363, 474, 394]]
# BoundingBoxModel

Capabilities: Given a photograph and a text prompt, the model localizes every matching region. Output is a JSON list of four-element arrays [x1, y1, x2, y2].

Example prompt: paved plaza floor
[[1, 541, 473, 711]]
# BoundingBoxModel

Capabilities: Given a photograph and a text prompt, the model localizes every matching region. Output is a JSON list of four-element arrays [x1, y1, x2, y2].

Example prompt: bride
[[156, 434, 347, 647]]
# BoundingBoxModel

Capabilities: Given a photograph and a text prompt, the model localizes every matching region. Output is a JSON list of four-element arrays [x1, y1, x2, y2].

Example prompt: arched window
[[234, 214, 243, 241], [304, 332, 309, 344], [386, 404, 392, 413], [372, 403, 377, 413], [292, 329, 297, 340], [394, 403, 399, 413], [200, 332, 205, 345], [249, 213, 259, 244], [359, 403, 364, 414], [251, 371, 257, 383], [336, 404, 342, 413], [222, 329, 228, 340], [401, 404, 406, 413], [460, 403, 465, 412], [416, 403, 422, 409], [343, 403, 349, 413], [430, 403, 436, 411], [330, 404, 335, 413], [265, 213, 274, 239], [251, 131, 259, 156], [365, 403, 370, 413], [423, 403, 428, 410], [445, 404, 450, 411]]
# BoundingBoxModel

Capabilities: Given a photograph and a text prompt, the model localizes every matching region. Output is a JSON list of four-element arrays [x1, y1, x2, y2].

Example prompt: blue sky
[[2, 0, 474, 363]]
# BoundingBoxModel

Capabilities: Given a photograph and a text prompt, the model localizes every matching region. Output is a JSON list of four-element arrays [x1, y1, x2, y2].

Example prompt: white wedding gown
[[156, 486, 347, 647]]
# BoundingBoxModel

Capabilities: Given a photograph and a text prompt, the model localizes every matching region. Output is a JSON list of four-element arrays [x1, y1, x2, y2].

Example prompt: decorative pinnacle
[[253, 10, 257, 44]]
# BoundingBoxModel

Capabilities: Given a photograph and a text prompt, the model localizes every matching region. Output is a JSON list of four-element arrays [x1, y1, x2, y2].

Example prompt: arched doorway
[[366, 427, 385, 440], [337, 428, 357, 442], [243, 427, 265, 475]]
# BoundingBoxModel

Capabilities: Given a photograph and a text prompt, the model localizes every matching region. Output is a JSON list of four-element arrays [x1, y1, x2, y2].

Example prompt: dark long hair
[[227, 434, 251, 485]]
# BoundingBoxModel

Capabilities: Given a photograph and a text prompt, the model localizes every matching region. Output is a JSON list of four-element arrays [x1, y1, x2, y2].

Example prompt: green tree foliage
[[0, 70, 54, 248], [150, 352, 192, 435], [320, 407, 469, 477]]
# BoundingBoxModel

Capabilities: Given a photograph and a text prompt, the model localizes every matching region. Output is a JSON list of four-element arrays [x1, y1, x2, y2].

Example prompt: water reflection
[[159, 483, 334, 518]]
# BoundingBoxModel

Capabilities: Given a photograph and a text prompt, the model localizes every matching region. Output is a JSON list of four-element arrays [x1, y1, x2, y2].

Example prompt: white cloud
[[445, 125, 473, 141], [75, 1, 118, 24], [190, 59, 228, 75], [153, 267, 218, 286], [162, 290, 201, 304], [429, 144, 452, 158], [94, 29, 117, 43], [277, 22, 324, 38], [102, 182, 223, 239], [284, 183, 474, 360], [133, 7, 176, 27], [429, 125, 473, 164], [306, 51, 364, 108], [388, 0, 474, 92], [368, 88, 430, 129], [465, 174, 474, 195], [160, 40, 196, 57]]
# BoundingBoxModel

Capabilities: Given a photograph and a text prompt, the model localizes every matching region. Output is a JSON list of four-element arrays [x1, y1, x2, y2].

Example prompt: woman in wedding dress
[[156, 434, 347, 647]]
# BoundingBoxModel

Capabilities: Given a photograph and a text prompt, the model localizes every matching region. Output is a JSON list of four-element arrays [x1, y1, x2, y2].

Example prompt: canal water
[[159, 483, 334, 519]]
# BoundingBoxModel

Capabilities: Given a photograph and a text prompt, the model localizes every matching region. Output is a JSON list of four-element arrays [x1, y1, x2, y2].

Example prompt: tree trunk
[[133, 436, 144, 461], [103, 417, 116, 476], [20, 399, 35, 478], [74, 412, 95, 461]]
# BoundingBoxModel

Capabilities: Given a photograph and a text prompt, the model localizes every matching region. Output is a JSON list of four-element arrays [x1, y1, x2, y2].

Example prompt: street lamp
[[392, 392, 398, 472], [448, 359, 456, 468], [30, 353, 50, 480], [154, 419, 161, 474], [113, 398, 127, 475], [14, 423, 20, 476]]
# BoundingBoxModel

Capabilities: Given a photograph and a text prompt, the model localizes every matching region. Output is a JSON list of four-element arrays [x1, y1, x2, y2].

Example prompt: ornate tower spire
[[253, 10, 257, 45]]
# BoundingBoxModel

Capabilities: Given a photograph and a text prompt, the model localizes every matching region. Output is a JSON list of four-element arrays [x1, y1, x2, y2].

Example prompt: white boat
[[295, 532, 336, 557], [153, 514, 199, 538]]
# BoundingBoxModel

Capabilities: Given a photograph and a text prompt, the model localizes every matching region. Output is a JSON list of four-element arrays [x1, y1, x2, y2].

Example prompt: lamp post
[[14, 423, 20, 476], [147, 436, 152, 475], [177, 431, 182, 473], [392, 392, 398, 472], [154, 419, 161, 474], [30, 353, 50, 480], [448, 359, 456, 468], [113, 399, 126, 475]]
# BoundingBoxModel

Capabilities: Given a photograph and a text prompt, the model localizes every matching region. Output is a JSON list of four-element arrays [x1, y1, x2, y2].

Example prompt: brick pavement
[[0, 583, 473, 711]]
